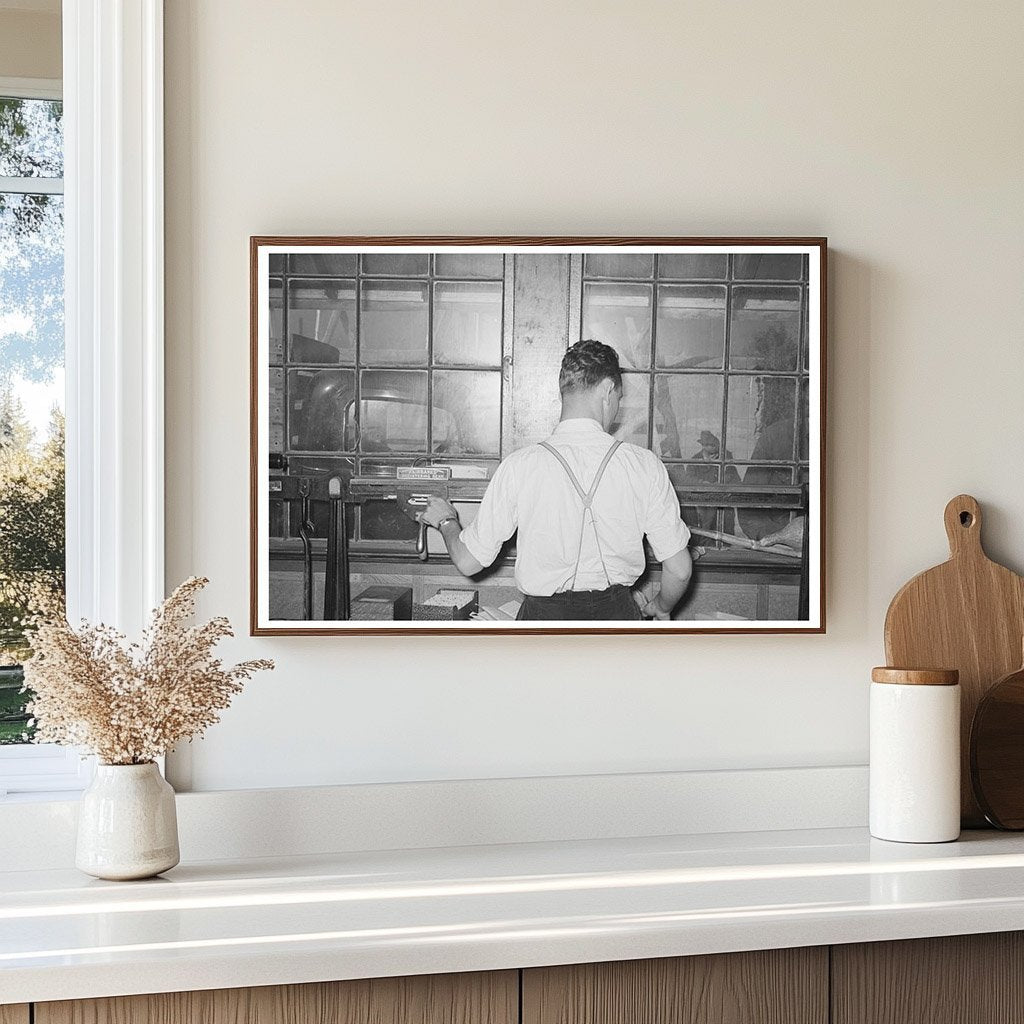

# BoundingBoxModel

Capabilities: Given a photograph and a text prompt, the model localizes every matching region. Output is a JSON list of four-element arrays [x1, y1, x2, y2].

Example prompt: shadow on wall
[[826, 249, 871, 635]]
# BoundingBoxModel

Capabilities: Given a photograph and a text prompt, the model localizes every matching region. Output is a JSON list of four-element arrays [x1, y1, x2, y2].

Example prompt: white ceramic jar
[[870, 667, 961, 843], [76, 762, 180, 880]]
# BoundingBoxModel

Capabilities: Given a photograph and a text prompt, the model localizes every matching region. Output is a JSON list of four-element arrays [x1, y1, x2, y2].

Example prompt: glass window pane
[[802, 300, 810, 371], [361, 253, 429, 276], [657, 253, 727, 279], [269, 278, 284, 364], [289, 252, 358, 275], [726, 376, 797, 463], [585, 253, 653, 278], [435, 253, 503, 278], [582, 282, 652, 369], [668, 462, 721, 486], [734, 464, 796, 541], [730, 286, 801, 371], [361, 280, 428, 365], [287, 280, 356, 364], [799, 377, 810, 462], [287, 368, 356, 452], [733, 253, 804, 280], [656, 285, 726, 369], [652, 374, 724, 460], [0, 187, 65, 698], [0, 192, 64, 388], [432, 370, 500, 455], [433, 281, 502, 366], [0, 98, 62, 177], [359, 370, 427, 452], [611, 372, 650, 447], [667, 463, 746, 536], [268, 253, 286, 274]]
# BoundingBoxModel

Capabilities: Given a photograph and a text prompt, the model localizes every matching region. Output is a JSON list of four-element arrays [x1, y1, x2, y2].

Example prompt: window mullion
[[0, 176, 64, 195]]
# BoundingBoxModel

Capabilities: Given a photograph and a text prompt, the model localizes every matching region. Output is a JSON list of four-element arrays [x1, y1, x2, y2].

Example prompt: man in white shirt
[[418, 340, 694, 621]]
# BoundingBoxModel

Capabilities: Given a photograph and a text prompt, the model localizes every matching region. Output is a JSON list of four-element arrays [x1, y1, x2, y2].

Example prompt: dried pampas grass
[[23, 577, 273, 765]]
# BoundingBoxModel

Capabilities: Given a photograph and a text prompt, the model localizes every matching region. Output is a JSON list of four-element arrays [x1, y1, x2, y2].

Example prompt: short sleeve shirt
[[460, 418, 691, 596]]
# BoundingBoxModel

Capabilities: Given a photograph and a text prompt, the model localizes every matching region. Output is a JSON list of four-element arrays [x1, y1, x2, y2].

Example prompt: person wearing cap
[[685, 430, 740, 534], [416, 339, 694, 621]]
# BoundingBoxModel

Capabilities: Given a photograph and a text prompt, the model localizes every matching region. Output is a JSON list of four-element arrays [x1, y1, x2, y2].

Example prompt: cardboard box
[[351, 586, 413, 621], [412, 588, 479, 621]]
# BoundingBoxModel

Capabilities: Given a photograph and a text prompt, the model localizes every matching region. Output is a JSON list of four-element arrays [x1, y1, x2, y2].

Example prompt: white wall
[[163, 0, 1024, 791], [0, 6, 61, 80]]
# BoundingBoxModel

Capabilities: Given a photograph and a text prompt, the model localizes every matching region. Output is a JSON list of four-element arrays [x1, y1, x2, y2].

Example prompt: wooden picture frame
[[250, 237, 827, 635]]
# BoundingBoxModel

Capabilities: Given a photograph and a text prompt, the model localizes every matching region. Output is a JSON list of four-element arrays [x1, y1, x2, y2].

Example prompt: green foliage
[[0, 97, 62, 179], [0, 665, 30, 743], [0, 392, 64, 742]]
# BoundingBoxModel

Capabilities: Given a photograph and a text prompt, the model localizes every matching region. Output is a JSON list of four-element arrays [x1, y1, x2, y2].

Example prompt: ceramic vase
[[76, 762, 180, 880]]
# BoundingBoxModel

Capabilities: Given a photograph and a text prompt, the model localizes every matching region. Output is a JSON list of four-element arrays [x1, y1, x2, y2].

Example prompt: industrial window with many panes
[[268, 252, 507, 547], [269, 251, 810, 557], [580, 251, 810, 544]]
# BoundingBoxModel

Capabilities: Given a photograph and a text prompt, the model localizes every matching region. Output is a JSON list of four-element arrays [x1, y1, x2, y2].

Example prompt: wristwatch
[[436, 514, 460, 531]]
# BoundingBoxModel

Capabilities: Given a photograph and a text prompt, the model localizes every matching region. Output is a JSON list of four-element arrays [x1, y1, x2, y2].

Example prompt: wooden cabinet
[[13, 933, 1024, 1024], [34, 971, 517, 1024], [832, 932, 1024, 1024], [522, 948, 828, 1024]]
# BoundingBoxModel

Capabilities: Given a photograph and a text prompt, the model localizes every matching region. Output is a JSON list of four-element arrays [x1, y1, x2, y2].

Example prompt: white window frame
[[0, 0, 164, 797]]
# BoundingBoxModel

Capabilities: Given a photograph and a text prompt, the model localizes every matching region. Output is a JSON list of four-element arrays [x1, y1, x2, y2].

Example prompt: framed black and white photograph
[[250, 237, 826, 635]]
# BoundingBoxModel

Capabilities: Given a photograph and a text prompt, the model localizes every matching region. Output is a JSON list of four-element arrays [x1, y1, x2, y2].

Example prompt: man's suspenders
[[539, 439, 623, 592]]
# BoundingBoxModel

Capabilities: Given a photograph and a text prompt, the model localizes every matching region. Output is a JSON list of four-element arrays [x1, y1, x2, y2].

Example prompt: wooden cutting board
[[884, 494, 1024, 826]]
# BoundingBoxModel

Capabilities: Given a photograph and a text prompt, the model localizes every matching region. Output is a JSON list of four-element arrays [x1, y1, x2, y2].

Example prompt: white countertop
[[4, 826, 1024, 1004]]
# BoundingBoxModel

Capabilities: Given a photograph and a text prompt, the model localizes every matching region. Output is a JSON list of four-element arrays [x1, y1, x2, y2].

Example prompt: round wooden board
[[884, 495, 1024, 826], [971, 664, 1024, 829]]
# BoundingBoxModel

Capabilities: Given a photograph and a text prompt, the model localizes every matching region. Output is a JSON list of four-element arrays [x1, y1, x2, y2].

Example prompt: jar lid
[[871, 667, 959, 686]]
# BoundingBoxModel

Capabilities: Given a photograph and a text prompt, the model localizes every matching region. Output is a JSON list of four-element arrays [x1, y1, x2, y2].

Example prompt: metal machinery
[[270, 472, 810, 622]]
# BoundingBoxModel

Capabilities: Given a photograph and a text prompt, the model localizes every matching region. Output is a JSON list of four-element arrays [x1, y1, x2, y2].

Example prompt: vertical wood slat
[[509, 253, 570, 451], [0, 1006, 30, 1024], [522, 948, 828, 1024], [832, 932, 1024, 1024], [35, 970, 518, 1024]]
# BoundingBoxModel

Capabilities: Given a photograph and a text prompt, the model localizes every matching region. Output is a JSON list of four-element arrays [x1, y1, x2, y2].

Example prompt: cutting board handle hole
[[960, 511, 974, 527]]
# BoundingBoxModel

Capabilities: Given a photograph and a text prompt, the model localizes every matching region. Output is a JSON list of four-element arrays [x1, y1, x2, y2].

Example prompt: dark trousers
[[517, 584, 642, 622]]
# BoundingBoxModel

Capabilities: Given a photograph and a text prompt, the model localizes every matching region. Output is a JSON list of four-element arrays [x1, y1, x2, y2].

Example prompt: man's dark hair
[[559, 339, 622, 396]]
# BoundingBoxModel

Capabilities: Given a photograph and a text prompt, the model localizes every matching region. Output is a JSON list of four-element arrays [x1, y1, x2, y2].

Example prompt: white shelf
[[5, 826, 1024, 1004]]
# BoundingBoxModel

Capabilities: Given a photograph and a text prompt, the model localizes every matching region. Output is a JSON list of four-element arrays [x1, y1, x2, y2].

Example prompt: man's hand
[[633, 581, 672, 621], [417, 496, 459, 530], [640, 589, 673, 621], [418, 498, 484, 577]]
